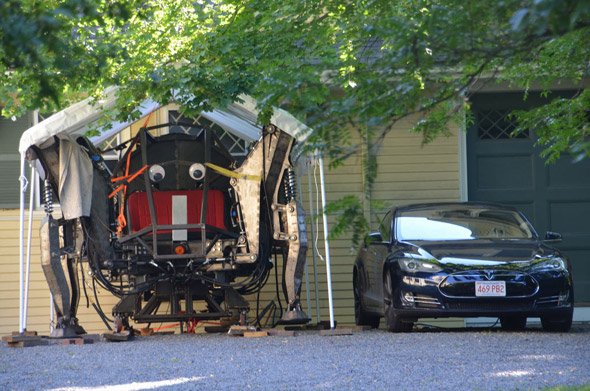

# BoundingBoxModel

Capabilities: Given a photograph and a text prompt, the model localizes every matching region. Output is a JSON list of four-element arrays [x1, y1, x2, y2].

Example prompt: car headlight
[[530, 257, 566, 271], [398, 258, 442, 273]]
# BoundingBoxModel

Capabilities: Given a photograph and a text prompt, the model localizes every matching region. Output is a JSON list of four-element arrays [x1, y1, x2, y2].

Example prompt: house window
[[168, 110, 250, 156], [476, 110, 529, 140], [95, 134, 123, 161]]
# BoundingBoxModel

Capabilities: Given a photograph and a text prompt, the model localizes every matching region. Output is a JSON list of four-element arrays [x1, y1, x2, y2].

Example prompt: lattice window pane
[[169, 111, 205, 137], [96, 134, 121, 161], [169, 110, 249, 156], [477, 110, 529, 140]]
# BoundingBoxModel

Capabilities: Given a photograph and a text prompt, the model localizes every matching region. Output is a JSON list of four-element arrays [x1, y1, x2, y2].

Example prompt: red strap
[[108, 165, 148, 199]]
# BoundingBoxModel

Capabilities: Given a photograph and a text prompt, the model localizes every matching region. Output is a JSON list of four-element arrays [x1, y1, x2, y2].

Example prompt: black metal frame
[[110, 123, 247, 325]]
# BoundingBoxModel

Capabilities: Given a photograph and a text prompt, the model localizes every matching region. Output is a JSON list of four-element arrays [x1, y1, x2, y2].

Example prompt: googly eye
[[189, 163, 206, 181], [149, 164, 165, 182]]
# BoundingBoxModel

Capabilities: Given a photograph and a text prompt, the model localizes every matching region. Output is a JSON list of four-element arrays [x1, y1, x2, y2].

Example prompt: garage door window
[[477, 109, 529, 140]]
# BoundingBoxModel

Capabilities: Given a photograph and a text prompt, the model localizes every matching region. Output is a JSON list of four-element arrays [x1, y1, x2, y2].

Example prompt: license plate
[[475, 281, 506, 297]]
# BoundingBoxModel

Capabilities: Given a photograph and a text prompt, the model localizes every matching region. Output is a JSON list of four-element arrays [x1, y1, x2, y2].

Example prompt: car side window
[[379, 210, 393, 242]]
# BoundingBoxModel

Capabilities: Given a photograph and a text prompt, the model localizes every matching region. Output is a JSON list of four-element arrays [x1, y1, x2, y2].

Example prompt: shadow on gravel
[[411, 323, 590, 333]]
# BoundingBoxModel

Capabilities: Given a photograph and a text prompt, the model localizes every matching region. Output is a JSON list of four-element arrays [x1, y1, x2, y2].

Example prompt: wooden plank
[[227, 325, 257, 336], [7, 339, 49, 348], [319, 328, 354, 336], [243, 330, 268, 338], [103, 330, 132, 342]]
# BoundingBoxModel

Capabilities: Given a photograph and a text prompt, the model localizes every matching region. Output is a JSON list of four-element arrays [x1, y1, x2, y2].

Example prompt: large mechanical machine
[[28, 121, 309, 337]]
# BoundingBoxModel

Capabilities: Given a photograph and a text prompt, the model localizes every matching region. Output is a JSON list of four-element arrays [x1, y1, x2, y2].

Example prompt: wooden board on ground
[[103, 330, 132, 342], [319, 328, 354, 336], [3, 333, 100, 348], [204, 326, 230, 333], [4, 335, 48, 348], [243, 331, 268, 338], [227, 325, 257, 336]]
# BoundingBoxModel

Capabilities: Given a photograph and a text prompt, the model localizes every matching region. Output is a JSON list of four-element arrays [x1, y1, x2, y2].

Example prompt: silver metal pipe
[[18, 153, 27, 333], [298, 168, 312, 318], [307, 162, 321, 323], [318, 155, 335, 329], [23, 166, 36, 330], [49, 294, 55, 334]]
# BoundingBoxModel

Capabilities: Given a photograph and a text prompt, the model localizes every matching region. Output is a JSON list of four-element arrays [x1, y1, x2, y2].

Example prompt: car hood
[[403, 239, 557, 269]]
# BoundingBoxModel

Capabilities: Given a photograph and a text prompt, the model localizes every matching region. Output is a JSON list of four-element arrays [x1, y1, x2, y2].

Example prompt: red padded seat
[[127, 190, 226, 233]]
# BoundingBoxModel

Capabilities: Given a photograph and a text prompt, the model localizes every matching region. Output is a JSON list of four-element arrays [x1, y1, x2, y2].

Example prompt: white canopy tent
[[16, 88, 335, 333]]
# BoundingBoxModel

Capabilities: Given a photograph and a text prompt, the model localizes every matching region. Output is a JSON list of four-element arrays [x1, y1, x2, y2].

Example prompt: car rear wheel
[[353, 270, 380, 328], [383, 269, 413, 332], [499, 316, 527, 331], [541, 312, 573, 332]]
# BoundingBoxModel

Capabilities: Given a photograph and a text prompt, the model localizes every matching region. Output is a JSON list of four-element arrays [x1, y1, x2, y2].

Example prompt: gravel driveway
[[1, 325, 589, 391]]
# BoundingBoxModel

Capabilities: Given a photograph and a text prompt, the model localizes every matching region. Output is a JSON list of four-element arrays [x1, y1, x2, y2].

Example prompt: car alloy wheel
[[353, 270, 380, 328], [383, 268, 412, 332]]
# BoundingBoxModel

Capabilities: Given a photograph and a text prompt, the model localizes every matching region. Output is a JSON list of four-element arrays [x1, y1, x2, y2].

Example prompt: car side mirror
[[364, 231, 384, 247], [544, 231, 562, 242]]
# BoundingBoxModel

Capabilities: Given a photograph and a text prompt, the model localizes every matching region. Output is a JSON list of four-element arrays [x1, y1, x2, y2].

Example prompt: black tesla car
[[353, 202, 574, 332]]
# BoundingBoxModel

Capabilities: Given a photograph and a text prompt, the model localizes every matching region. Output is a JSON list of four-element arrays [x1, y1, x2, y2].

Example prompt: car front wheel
[[383, 269, 413, 332], [353, 270, 380, 328], [500, 315, 527, 331], [541, 312, 573, 332]]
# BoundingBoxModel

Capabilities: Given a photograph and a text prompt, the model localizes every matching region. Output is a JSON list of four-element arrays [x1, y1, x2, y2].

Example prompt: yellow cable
[[204, 163, 261, 182]]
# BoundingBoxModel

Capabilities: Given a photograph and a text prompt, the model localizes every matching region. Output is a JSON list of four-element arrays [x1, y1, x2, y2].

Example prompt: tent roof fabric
[[19, 88, 310, 154]]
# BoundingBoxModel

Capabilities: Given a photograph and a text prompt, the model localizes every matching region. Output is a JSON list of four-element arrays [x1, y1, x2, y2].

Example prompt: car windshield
[[395, 206, 535, 241]]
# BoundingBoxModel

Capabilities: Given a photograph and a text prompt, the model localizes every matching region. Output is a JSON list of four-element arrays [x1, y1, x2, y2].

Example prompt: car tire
[[541, 313, 573, 332], [353, 270, 380, 328], [383, 269, 413, 332], [499, 316, 527, 331]]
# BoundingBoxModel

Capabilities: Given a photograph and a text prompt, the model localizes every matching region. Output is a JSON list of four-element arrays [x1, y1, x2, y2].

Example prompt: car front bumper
[[394, 270, 573, 320]]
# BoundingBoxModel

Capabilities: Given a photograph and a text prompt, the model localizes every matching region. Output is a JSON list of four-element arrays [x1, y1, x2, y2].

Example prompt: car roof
[[393, 201, 520, 213]]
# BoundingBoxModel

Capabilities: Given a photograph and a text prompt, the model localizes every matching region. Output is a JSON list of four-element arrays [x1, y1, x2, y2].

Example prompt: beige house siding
[[295, 116, 462, 327], [0, 211, 121, 335], [0, 113, 461, 335]]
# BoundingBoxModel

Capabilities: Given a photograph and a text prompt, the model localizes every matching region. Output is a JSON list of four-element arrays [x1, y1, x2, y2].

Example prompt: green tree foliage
[[0, 0, 136, 113], [2, 0, 588, 160], [1, 0, 588, 240]]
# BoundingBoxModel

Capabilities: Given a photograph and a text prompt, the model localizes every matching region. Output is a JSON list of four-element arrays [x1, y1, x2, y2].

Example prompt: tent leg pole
[[50, 294, 55, 334], [318, 155, 335, 329], [23, 167, 36, 331], [296, 167, 312, 320], [18, 154, 27, 333], [303, 257, 312, 319], [307, 163, 321, 324]]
